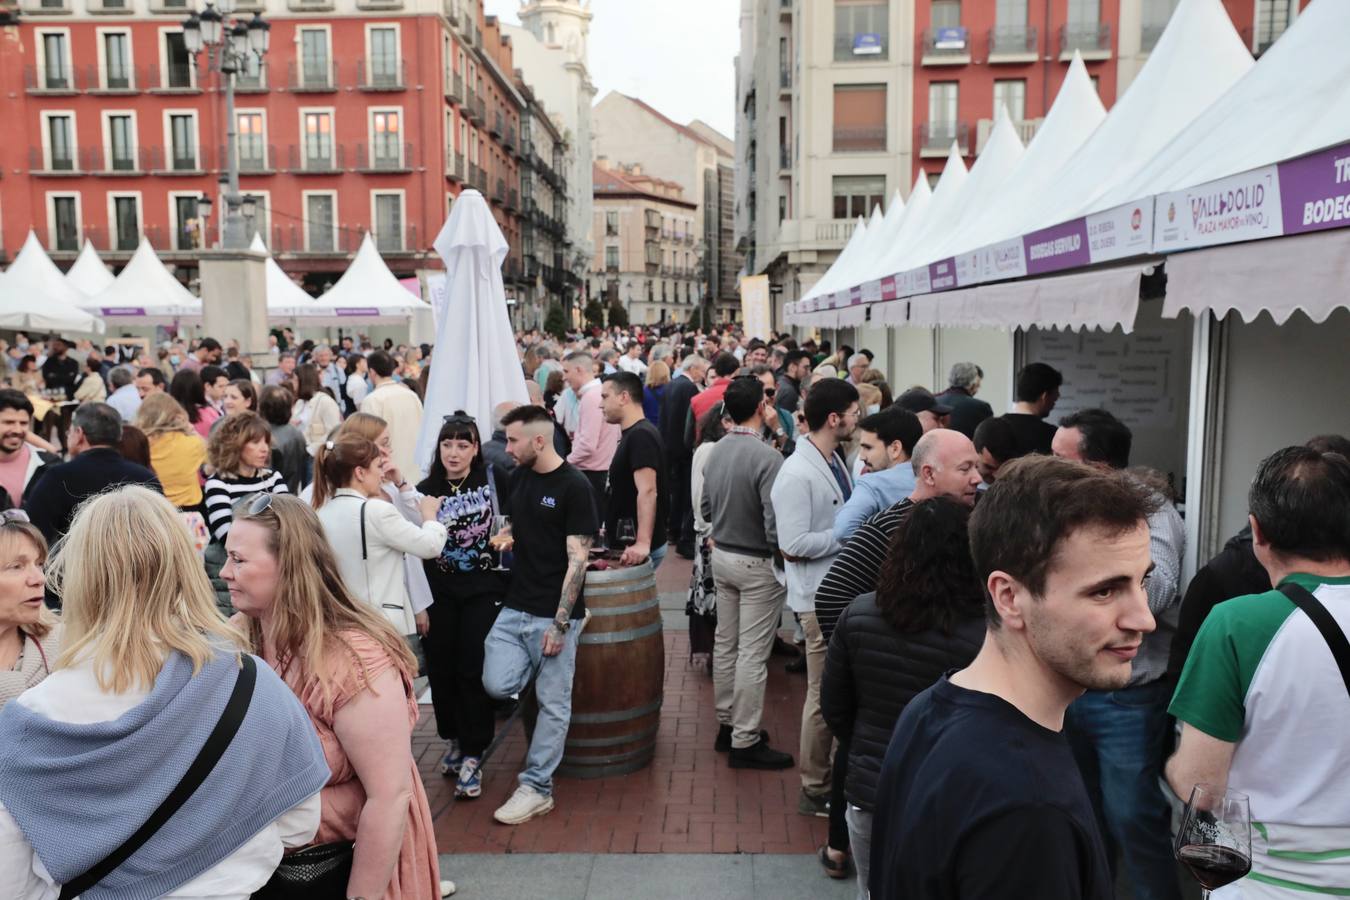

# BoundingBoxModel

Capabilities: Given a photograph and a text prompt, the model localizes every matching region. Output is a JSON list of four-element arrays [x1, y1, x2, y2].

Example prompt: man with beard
[[0, 391, 59, 509], [870, 455, 1158, 900]]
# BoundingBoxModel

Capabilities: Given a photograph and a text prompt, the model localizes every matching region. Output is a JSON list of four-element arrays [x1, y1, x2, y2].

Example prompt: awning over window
[[1163, 228, 1350, 325]]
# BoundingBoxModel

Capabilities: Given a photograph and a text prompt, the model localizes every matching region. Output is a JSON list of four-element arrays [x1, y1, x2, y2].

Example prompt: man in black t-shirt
[[40, 338, 80, 400], [870, 455, 1160, 900], [601, 372, 669, 569], [482, 405, 597, 827], [998, 361, 1063, 457]]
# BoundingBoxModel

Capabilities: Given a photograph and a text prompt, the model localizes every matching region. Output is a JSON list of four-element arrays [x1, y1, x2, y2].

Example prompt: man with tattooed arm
[[482, 405, 598, 825]]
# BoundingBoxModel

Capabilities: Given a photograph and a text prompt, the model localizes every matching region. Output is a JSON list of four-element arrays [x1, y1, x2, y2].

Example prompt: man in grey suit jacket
[[770, 378, 860, 821]]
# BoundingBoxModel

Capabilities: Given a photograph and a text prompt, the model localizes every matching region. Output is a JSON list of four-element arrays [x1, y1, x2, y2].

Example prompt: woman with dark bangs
[[415, 412, 507, 801], [820, 497, 986, 899]]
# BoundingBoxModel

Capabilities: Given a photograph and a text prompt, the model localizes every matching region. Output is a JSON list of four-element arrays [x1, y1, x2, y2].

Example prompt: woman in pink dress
[[223, 492, 452, 899]]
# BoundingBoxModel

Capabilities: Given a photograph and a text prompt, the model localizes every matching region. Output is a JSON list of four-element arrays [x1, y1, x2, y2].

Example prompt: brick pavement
[[418, 554, 829, 857]]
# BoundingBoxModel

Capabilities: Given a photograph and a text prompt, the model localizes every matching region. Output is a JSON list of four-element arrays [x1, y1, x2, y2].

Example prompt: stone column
[[199, 248, 270, 360]]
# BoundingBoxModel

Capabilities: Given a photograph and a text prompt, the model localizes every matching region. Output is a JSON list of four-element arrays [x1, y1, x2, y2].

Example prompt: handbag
[[58, 655, 257, 900], [250, 839, 354, 899], [1278, 582, 1350, 699]]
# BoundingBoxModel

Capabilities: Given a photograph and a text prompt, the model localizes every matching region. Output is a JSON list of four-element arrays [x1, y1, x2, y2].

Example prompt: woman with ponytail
[[312, 435, 446, 651]]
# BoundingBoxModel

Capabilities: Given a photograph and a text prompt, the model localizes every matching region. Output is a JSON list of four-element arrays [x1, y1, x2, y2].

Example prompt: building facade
[[736, 0, 1306, 324], [589, 160, 705, 327], [592, 92, 742, 323], [0, 0, 576, 305]]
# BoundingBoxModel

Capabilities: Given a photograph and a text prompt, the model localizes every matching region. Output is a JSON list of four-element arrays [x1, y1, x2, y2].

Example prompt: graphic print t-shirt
[[417, 468, 505, 599], [503, 461, 598, 620]]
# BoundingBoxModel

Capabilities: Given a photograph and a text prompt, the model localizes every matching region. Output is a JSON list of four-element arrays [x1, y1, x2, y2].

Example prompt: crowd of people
[[0, 321, 1343, 899]]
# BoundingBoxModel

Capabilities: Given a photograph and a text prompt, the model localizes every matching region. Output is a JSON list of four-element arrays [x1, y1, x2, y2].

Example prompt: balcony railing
[[269, 223, 360, 255], [358, 59, 406, 91], [504, 126, 517, 154], [988, 24, 1037, 58], [446, 71, 464, 103], [919, 121, 969, 155], [357, 142, 413, 172], [79, 145, 151, 174], [468, 163, 486, 189], [921, 27, 971, 61], [446, 152, 465, 180], [24, 64, 79, 93], [470, 95, 486, 124], [834, 33, 889, 61], [779, 145, 790, 169], [492, 178, 506, 204], [489, 111, 504, 138], [1059, 23, 1112, 56], [779, 66, 791, 89], [225, 143, 275, 173], [287, 143, 347, 173], [506, 188, 519, 212], [832, 127, 886, 153], [147, 63, 197, 91], [288, 61, 338, 92], [28, 146, 79, 174], [373, 224, 419, 254]]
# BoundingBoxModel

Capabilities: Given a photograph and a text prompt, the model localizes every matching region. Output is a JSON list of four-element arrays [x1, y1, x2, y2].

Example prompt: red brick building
[[0, 0, 551, 299]]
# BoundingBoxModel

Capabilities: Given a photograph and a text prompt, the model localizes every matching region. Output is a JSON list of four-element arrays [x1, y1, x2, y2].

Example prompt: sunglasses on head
[[442, 413, 477, 428], [0, 509, 30, 524], [234, 493, 276, 517]]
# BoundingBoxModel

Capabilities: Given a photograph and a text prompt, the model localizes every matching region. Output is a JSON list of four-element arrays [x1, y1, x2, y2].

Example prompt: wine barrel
[[557, 562, 665, 779]]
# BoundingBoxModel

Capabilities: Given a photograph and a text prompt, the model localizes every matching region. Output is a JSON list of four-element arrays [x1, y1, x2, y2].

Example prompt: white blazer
[[316, 488, 447, 635], [770, 437, 852, 614]]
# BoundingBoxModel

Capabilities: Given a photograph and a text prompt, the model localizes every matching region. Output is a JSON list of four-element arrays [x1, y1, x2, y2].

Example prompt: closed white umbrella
[[416, 189, 529, 476]]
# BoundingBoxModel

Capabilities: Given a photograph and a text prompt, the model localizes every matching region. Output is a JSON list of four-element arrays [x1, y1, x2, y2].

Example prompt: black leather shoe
[[729, 737, 794, 770], [715, 724, 769, 753], [785, 655, 807, 674], [771, 635, 799, 657]]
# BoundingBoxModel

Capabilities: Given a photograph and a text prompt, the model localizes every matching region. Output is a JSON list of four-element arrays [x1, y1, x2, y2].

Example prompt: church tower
[[518, 0, 593, 64]]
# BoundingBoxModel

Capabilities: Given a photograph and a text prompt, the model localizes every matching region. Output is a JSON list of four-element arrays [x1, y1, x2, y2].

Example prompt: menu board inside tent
[[1023, 307, 1191, 483]]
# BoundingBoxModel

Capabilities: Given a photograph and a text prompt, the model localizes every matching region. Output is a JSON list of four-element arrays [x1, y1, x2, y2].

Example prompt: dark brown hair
[[207, 411, 271, 475], [258, 385, 295, 427], [875, 498, 984, 634], [969, 455, 1159, 627]]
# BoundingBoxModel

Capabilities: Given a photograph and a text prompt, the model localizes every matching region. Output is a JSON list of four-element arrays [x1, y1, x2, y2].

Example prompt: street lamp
[[182, 0, 269, 250]]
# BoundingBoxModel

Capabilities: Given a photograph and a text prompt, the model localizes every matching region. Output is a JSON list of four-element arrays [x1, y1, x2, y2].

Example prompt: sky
[[483, 0, 740, 139]]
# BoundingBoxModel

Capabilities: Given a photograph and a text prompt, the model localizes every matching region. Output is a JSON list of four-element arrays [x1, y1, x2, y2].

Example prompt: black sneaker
[[729, 737, 795, 770], [714, 724, 770, 753], [785, 655, 807, 674]]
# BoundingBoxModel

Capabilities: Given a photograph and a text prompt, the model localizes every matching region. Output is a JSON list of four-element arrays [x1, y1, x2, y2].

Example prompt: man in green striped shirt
[[1168, 445, 1350, 897]]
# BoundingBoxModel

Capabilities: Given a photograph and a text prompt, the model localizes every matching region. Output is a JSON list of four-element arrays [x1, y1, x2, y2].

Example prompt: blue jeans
[[1064, 679, 1182, 900], [481, 607, 580, 797], [648, 543, 667, 569]]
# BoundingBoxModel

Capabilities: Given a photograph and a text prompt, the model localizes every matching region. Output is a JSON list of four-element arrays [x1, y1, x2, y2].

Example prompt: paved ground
[[419, 553, 831, 857]]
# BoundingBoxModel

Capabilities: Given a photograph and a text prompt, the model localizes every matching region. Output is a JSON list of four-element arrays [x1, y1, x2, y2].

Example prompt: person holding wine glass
[[415, 413, 508, 801], [1167, 444, 1350, 899], [599, 372, 669, 569], [869, 455, 1160, 900]]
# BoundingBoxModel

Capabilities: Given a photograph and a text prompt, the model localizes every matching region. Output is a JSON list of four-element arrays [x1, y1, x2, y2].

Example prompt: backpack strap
[[59, 655, 257, 899], [1278, 582, 1350, 701]]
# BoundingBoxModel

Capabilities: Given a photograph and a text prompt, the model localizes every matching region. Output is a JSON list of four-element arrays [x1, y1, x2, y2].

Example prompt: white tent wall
[[1205, 308, 1350, 558], [1021, 300, 1193, 486]]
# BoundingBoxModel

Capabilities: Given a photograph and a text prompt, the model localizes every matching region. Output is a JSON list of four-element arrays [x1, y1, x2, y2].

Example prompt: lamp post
[[182, 0, 269, 250]]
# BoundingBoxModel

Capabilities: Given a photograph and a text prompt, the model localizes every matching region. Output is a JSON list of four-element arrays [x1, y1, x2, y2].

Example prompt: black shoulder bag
[[58, 655, 258, 900], [1279, 582, 1350, 700]]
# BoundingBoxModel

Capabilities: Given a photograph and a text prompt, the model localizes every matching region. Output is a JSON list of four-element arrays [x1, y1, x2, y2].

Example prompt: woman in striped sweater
[[203, 411, 289, 615]]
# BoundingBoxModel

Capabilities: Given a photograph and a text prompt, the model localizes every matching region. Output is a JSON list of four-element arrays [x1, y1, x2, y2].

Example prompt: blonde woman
[[224, 494, 450, 899], [0, 512, 61, 710], [0, 486, 328, 898], [643, 360, 671, 428], [137, 392, 208, 510]]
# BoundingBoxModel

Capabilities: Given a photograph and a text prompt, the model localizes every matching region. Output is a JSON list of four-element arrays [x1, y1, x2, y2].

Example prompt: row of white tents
[[788, 0, 1350, 333], [0, 230, 432, 336]]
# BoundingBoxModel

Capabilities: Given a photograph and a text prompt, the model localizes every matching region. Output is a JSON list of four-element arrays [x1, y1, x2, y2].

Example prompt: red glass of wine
[[1175, 783, 1252, 899]]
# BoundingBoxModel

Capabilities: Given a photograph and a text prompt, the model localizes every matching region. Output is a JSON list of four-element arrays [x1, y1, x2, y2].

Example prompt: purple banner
[[1278, 142, 1350, 236], [101, 307, 147, 316], [335, 308, 381, 317], [1023, 218, 1092, 275], [927, 258, 958, 292]]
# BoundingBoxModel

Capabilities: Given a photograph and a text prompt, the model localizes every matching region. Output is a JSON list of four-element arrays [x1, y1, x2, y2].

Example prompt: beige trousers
[[711, 548, 787, 749]]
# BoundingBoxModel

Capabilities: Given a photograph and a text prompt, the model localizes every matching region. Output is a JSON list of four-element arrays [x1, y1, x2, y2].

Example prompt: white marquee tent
[[299, 233, 430, 325], [65, 241, 116, 297], [0, 232, 103, 333], [248, 234, 320, 320], [84, 238, 201, 325]]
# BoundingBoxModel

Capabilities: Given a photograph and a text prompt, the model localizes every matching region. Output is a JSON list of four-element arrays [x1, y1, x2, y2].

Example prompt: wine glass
[[490, 515, 512, 571], [616, 518, 637, 549], [1175, 783, 1252, 899]]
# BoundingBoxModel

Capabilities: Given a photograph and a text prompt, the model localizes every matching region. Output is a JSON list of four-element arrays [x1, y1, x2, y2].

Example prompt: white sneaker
[[492, 784, 555, 825], [440, 879, 457, 897]]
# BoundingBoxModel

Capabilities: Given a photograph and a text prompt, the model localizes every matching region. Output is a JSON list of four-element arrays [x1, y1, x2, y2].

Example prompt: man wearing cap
[[895, 388, 952, 433], [934, 362, 994, 439]]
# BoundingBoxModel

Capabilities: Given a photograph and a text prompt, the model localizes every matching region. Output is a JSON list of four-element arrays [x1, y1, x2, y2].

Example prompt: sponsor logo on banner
[[928, 258, 958, 291], [102, 307, 148, 316], [909, 265, 931, 296], [1153, 168, 1280, 251], [1087, 201, 1155, 261], [1278, 141, 1350, 236], [337, 308, 381, 317], [860, 280, 882, 303], [1023, 219, 1092, 275], [990, 237, 1028, 280], [849, 285, 863, 305], [954, 249, 982, 286], [880, 275, 898, 301]]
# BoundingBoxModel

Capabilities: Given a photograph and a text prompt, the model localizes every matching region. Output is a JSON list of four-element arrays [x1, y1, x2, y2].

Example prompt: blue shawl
[[0, 647, 330, 899]]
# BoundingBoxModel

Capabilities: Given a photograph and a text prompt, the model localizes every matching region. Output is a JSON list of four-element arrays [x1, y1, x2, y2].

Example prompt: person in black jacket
[[933, 362, 994, 439], [661, 354, 707, 558], [821, 497, 985, 900]]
